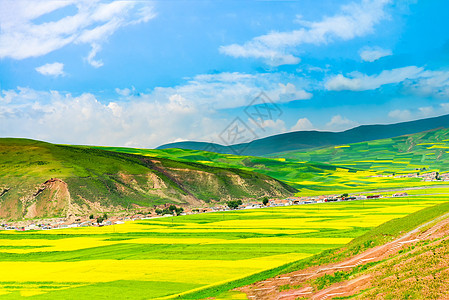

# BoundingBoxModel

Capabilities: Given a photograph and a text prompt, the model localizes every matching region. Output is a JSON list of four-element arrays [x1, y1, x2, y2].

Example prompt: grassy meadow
[[93, 128, 449, 196], [273, 128, 449, 174], [1, 188, 449, 299], [93, 146, 432, 196]]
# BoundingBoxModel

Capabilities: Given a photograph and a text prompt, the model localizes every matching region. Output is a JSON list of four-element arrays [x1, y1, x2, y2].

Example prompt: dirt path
[[238, 212, 449, 300]]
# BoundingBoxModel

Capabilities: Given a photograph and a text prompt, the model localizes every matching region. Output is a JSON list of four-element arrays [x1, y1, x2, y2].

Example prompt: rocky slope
[[239, 209, 449, 299]]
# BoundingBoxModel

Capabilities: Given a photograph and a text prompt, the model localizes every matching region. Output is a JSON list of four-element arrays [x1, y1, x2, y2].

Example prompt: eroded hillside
[[0, 139, 296, 220]]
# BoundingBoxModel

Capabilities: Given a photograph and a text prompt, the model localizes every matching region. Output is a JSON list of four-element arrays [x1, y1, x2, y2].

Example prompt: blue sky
[[1, 0, 449, 148]]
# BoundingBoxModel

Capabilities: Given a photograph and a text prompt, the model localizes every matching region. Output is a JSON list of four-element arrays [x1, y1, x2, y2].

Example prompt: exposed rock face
[[24, 178, 70, 219]]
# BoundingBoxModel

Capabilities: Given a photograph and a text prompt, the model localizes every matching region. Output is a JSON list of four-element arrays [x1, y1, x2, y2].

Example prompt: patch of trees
[[96, 213, 108, 224], [155, 205, 184, 216], [226, 200, 242, 210], [261, 196, 269, 206]]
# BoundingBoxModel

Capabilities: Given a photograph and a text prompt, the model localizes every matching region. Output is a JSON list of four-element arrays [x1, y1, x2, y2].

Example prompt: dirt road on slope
[[238, 212, 449, 300]]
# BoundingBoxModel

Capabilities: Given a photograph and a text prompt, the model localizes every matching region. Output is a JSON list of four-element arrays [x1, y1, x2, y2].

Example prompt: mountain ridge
[[157, 114, 449, 156]]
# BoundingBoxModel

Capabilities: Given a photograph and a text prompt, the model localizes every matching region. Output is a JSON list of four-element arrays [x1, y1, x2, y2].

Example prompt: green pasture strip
[[296, 181, 448, 196], [0, 245, 48, 249], [0, 281, 202, 300], [0, 233, 101, 240], [0, 243, 340, 262]]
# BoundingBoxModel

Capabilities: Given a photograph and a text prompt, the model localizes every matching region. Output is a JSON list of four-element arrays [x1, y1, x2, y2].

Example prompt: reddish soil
[[238, 213, 449, 300]]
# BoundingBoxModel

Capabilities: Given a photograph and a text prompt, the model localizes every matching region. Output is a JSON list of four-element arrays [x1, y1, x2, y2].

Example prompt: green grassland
[[94, 130, 449, 195], [272, 128, 449, 173], [0, 139, 295, 220], [0, 188, 449, 299], [2, 130, 449, 299]]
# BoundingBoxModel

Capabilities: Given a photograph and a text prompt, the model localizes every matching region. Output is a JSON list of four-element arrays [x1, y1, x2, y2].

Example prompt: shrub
[[227, 200, 243, 209], [262, 197, 269, 206]]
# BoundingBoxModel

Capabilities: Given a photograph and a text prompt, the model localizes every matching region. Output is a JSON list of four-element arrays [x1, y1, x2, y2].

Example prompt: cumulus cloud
[[278, 83, 312, 102], [152, 72, 312, 109], [0, 1, 156, 67], [0, 87, 223, 148], [35, 62, 65, 77], [291, 118, 314, 131], [326, 115, 358, 131], [220, 0, 391, 66], [360, 46, 392, 62], [325, 66, 423, 91], [0, 71, 310, 147], [388, 109, 411, 120]]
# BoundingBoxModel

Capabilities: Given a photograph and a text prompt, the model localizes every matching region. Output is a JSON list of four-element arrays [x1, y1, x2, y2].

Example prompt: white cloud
[[360, 46, 392, 62], [405, 70, 449, 99], [326, 115, 358, 131], [325, 66, 424, 91], [86, 43, 104, 68], [291, 118, 314, 131], [418, 106, 434, 117], [0, 71, 312, 147], [220, 0, 391, 66], [115, 87, 135, 97], [388, 109, 411, 120], [325, 66, 449, 99], [152, 72, 312, 109], [0, 87, 224, 148], [277, 83, 313, 102], [35, 62, 65, 77], [248, 118, 287, 137], [441, 103, 449, 112], [0, 1, 156, 67]]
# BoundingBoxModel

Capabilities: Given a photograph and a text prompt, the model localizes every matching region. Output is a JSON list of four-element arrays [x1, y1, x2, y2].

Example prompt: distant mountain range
[[157, 114, 449, 156]]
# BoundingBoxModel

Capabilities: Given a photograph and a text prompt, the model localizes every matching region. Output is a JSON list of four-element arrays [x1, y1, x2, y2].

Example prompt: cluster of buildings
[[0, 190, 415, 231], [0, 215, 141, 231], [392, 171, 449, 181]]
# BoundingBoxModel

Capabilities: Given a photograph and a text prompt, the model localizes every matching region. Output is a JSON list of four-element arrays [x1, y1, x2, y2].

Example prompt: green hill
[[98, 128, 449, 195], [272, 127, 449, 174], [93, 146, 423, 196], [0, 138, 296, 220], [157, 114, 449, 156]]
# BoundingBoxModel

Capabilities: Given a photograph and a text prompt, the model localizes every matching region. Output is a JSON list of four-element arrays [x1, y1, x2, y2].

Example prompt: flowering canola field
[[0, 190, 448, 299]]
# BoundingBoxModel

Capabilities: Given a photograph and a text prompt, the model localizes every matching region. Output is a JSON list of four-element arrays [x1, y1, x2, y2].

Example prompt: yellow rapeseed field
[[1, 189, 448, 298]]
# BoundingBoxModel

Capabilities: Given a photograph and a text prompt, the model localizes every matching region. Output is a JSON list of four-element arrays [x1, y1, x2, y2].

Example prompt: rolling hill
[[0, 138, 296, 220], [98, 127, 449, 195], [272, 127, 449, 173], [157, 114, 449, 156]]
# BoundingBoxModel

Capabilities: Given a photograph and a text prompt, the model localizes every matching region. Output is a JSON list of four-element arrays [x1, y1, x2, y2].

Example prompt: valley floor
[[0, 187, 449, 299]]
